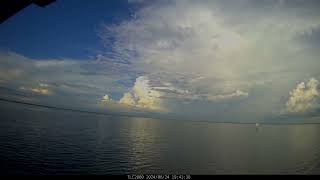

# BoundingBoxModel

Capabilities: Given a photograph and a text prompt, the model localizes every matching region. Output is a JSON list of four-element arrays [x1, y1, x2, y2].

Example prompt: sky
[[1, 0, 320, 123]]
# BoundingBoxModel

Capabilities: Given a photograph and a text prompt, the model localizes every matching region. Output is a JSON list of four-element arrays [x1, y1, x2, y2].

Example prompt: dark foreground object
[[0, 0, 55, 23]]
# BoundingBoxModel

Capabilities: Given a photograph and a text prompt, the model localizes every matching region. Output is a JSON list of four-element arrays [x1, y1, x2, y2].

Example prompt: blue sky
[[0, 0, 134, 59], [1, 0, 320, 123]]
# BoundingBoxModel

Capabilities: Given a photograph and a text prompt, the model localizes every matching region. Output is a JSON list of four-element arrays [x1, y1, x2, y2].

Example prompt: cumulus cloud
[[101, 94, 111, 103], [286, 78, 319, 113], [119, 76, 164, 111]]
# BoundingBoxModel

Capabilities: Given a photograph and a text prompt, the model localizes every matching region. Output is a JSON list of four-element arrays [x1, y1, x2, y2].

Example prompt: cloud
[[158, 88, 248, 103], [286, 78, 319, 113], [101, 94, 111, 103], [128, 0, 145, 3], [2, 1, 320, 121], [119, 76, 164, 111], [98, 0, 320, 119], [20, 84, 52, 95], [206, 90, 249, 102], [0, 51, 131, 109]]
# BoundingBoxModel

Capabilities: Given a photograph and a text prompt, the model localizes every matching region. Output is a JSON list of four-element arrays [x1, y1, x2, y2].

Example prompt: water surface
[[1, 102, 320, 175]]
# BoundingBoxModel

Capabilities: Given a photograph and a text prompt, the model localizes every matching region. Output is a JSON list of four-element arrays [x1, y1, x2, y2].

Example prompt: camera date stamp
[[127, 174, 191, 180]]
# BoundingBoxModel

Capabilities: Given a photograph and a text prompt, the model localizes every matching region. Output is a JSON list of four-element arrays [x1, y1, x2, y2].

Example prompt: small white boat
[[255, 123, 260, 131]]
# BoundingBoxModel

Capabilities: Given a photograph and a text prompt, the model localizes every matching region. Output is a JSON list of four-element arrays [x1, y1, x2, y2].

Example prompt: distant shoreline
[[1, 97, 320, 125]]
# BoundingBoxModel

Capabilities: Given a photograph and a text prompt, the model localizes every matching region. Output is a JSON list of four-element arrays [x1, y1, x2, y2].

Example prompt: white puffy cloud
[[119, 76, 164, 111], [286, 78, 319, 113], [101, 94, 111, 103], [119, 92, 136, 106]]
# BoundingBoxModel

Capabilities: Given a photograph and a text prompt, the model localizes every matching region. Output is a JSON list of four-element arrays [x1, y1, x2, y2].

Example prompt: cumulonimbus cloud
[[118, 76, 164, 111], [286, 78, 319, 113], [98, 0, 320, 118]]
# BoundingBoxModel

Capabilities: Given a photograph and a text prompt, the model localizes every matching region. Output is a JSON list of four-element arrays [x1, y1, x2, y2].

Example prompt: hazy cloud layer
[[20, 83, 52, 95], [0, 51, 129, 110]]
